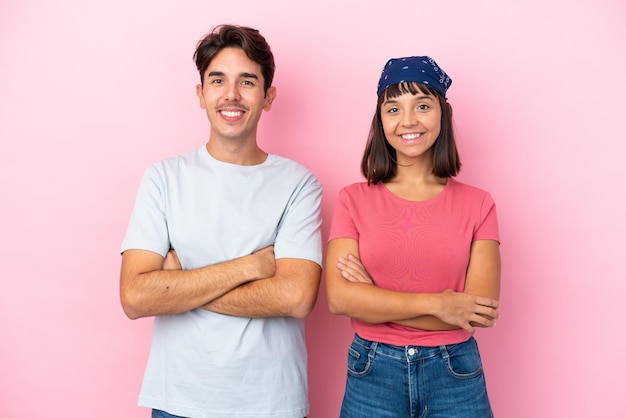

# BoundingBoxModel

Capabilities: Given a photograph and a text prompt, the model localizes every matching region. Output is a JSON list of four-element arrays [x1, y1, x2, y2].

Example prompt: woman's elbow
[[326, 292, 348, 316]]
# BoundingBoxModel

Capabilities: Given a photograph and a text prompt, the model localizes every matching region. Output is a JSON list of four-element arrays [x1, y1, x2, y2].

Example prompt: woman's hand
[[337, 255, 374, 284], [433, 289, 499, 333]]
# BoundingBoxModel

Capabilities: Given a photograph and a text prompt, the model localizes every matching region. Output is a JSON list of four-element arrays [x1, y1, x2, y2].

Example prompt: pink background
[[2, 0, 625, 416]]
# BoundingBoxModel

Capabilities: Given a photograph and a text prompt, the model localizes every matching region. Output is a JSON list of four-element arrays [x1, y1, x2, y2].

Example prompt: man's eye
[[211, 79, 223, 84], [241, 80, 254, 86]]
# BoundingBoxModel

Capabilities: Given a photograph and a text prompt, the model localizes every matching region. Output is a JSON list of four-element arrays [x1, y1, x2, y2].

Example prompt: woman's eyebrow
[[383, 95, 434, 105]]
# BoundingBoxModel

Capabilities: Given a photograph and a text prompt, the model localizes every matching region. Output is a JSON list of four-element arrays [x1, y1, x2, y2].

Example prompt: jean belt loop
[[368, 341, 379, 360], [438, 344, 450, 360]]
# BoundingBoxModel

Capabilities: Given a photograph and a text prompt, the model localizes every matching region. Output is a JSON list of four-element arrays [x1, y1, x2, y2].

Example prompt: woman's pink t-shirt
[[328, 178, 500, 347]]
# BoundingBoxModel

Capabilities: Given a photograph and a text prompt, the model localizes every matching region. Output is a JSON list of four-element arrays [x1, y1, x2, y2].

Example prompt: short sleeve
[[473, 192, 500, 243], [120, 165, 171, 256], [274, 172, 323, 266], [328, 187, 359, 241]]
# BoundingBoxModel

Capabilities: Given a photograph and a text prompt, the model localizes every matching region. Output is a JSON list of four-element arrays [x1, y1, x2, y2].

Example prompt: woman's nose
[[400, 110, 418, 127]]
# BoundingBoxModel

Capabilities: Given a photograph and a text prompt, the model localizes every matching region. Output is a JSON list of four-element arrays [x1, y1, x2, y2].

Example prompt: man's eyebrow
[[240, 72, 258, 79], [207, 71, 258, 79]]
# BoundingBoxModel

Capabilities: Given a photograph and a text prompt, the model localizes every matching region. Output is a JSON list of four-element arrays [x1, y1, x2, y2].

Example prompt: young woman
[[326, 56, 501, 418]]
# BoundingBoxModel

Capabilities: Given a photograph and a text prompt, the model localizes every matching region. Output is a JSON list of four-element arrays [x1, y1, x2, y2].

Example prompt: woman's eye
[[418, 104, 430, 110], [387, 107, 398, 113]]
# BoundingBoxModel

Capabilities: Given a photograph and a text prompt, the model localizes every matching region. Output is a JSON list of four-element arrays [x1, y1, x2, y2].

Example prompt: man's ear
[[263, 86, 277, 111], [196, 84, 206, 109]]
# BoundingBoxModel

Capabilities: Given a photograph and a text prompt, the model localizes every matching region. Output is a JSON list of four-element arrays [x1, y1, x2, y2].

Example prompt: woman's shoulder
[[448, 178, 495, 203], [449, 178, 491, 194], [339, 181, 379, 196]]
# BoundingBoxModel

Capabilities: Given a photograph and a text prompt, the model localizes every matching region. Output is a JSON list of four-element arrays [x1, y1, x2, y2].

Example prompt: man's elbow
[[289, 288, 319, 319], [122, 305, 142, 320], [120, 289, 147, 320]]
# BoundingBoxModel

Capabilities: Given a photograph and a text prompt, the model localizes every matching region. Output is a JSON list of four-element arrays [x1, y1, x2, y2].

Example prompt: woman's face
[[380, 88, 442, 166]]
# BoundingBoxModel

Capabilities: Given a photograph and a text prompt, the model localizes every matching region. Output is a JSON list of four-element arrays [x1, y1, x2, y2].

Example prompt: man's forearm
[[120, 249, 273, 319], [202, 259, 321, 319]]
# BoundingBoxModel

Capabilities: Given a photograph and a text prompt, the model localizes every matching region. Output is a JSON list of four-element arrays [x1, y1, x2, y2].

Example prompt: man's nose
[[223, 83, 241, 101]]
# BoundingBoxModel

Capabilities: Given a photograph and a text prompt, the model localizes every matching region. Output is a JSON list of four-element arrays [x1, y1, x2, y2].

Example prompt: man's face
[[196, 47, 276, 144]]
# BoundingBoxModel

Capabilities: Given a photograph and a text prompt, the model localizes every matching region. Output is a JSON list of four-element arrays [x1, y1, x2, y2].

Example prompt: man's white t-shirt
[[121, 146, 323, 417]]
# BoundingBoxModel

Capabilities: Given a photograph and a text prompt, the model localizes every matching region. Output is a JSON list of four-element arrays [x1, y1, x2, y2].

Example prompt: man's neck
[[205, 139, 268, 166]]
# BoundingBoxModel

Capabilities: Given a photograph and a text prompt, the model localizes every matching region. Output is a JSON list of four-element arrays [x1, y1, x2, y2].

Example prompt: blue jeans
[[340, 334, 493, 418], [152, 409, 307, 418], [152, 410, 186, 418]]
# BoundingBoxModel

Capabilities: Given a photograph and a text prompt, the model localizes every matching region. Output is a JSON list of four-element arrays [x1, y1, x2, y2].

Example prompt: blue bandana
[[376, 56, 452, 98]]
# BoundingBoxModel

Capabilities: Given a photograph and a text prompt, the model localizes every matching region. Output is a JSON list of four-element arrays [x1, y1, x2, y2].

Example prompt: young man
[[120, 25, 322, 418]]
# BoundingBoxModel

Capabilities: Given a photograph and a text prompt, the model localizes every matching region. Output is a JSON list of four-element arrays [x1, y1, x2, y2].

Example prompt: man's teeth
[[221, 110, 243, 117], [401, 133, 422, 140]]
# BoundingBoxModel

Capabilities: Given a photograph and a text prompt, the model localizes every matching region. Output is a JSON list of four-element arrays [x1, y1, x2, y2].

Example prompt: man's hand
[[163, 250, 182, 270], [248, 245, 276, 280]]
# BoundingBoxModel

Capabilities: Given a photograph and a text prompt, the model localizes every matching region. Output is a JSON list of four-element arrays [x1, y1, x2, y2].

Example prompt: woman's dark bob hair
[[361, 82, 461, 184]]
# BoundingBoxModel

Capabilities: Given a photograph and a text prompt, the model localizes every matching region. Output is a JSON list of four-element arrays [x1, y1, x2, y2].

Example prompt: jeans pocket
[[443, 338, 484, 380], [346, 339, 373, 377]]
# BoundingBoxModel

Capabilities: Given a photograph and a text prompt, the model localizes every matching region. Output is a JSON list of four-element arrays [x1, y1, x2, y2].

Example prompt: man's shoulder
[[267, 154, 318, 179], [145, 146, 204, 173], [268, 153, 308, 168]]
